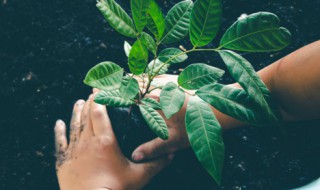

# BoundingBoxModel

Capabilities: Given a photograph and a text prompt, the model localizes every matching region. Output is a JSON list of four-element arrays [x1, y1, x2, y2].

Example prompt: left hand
[[55, 94, 173, 190]]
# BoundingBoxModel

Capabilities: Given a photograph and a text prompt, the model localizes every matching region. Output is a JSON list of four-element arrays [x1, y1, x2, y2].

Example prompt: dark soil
[[0, 0, 319, 189]]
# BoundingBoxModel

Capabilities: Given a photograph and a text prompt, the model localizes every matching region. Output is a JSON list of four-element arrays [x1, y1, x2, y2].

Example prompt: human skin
[[131, 40, 320, 162], [55, 95, 173, 190]]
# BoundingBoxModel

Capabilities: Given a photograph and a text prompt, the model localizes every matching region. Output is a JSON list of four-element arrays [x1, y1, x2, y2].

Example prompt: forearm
[[212, 40, 320, 129], [261, 40, 320, 120]]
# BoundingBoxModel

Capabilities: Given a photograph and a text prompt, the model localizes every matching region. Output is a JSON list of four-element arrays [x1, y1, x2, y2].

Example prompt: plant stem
[[141, 44, 159, 99], [142, 47, 219, 99]]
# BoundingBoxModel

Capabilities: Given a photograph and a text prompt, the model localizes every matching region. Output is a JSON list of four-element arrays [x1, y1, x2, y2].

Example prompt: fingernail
[[76, 99, 85, 106], [132, 152, 145, 161], [56, 119, 63, 125]]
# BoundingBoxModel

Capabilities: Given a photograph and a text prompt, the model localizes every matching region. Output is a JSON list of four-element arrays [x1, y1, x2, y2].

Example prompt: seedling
[[84, 0, 291, 185]]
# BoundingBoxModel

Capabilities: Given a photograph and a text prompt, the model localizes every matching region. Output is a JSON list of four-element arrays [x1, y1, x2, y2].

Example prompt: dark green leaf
[[178, 63, 225, 90], [158, 48, 188, 64], [160, 0, 194, 44], [140, 105, 168, 140], [190, 0, 222, 47], [219, 50, 281, 122], [141, 98, 161, 110], [84, 62, 123, 91], [219, 12, 291, 52], [197, 84, 265, 124], [119, 76, 139, 99], [129, 39, 149, 75], [124, 41, 132, 57], [94, 90, 135, 106], [140, 32, 157, 55], [160, 82, 185, 119], [97, 0, 137, 38], [131, 0, 151, 33], [186, 96, 224, 185], [146, 59, 169, 76], [146, 0, 165, 40]]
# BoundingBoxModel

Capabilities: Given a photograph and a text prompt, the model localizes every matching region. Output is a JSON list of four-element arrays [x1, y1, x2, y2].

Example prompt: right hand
[[132, 74, 192, 162]]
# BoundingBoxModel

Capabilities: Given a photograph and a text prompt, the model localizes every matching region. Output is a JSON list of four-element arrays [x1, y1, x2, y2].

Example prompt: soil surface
[[0, 0, 320, 189]]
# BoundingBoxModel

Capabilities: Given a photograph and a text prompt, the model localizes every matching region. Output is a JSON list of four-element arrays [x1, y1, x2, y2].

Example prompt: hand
[[133, 74, 243, 162], [132, 74, 192, 162], [55, 94, 173, 190]]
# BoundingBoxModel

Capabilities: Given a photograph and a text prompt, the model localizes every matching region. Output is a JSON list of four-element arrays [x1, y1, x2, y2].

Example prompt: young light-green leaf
[[129, 39, 149, 75], [139, 105, 169, 140], [94, 90, 135, 106], [131, 0, 151, 33], [124, 41, 132, 57], [84, 62, 123, 91], [190, 0, 222, 47], [219, 12, 291, 52], [185, 96, 224, 185], [160, 82, 185, 119], [160, 0, 194, 44], [97, 0, 137, 38], [119, 76, 139, 99], [178, 63, 225, 90], [141, 98, 161, 110], [158, 48, 188, 64], [219, 50, 281, 122], [146, 0, 165, 40], [197, 84, 265, 124], [146, 59, 169, 76], [140, 32, 157, 55]]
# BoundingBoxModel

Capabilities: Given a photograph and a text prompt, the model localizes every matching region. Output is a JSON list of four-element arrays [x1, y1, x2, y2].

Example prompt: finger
[[89, 94, 114, 137], [69, 99, 85, 147], [132, 138, 180, 162], [132, 154, 174, 186], [80, 95, 94, 140], [92, 88, 100, 93], [54, 120, 68, 154]]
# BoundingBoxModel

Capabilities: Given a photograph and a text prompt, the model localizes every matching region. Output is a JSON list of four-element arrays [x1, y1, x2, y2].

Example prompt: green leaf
[[197, 84, 265, 124], [185, 96, 224, 185], [119, 76, 139, 99], [131, 0, 151, 33], [129, 39, 149, 75], [160, 0, 194, 44], [97, 0, 137, 38], [139, 105, 168, 140], [190, 0, 222, 47], [219, 12, 291, 52], [160, 82, 185, 119], [158, 48, 188, 64], [146, 0, 165, 40], [219, 50, 281, 122], [178, 63, 225, 90], [94, 90, 135, 106], [141, 98, 161, 110], [124, 41, 132, 57], [84, 62, 123, 91], [146, 59, 169, 76], [140, 32, 157, 55]]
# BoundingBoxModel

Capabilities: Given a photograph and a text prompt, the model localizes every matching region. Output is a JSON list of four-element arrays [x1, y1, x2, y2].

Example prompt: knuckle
[[96, 135, 114, 148], [56, 136, 65, 143], [91, 108, 104, 119], [71, 121, 81, 129]]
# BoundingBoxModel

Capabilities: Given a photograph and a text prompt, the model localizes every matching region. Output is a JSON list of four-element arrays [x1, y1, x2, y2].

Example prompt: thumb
[[132, 137, 175, 162], [132, 154, 174, 186]]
